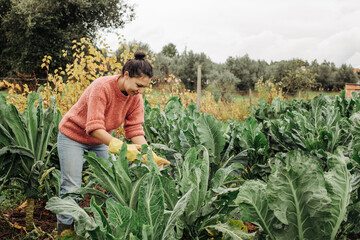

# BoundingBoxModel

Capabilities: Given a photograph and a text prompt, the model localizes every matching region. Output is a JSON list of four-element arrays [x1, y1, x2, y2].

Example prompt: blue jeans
[[56, 132, 112, 225]]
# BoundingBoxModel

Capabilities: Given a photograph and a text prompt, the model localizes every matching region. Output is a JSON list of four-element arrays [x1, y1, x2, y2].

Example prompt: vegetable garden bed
[[1, 91, 360, 239]]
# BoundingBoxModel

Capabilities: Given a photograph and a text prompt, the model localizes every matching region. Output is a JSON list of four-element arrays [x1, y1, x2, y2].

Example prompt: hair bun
[[134, 51, 146, 60]]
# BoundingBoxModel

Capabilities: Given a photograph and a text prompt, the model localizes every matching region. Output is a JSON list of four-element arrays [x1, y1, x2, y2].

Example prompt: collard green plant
[[61, 142, 247, 239], [81, 145, 148, 209], [225, 116, 270, 180], [144, 97, 267, 181], [334, 90, 360, 118], [176, 147, 249, 239], [252, 97, 291, 122], [268, 94, 352, 157], [236, 149, 354, 240], [350, 111, 360, 165], [0, 92, 61, 230], [46, 151, 194, 240]]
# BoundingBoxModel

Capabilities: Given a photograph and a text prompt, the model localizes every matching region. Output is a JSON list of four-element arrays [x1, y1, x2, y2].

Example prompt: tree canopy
[[0, 0, 135, 76], [151, 45, 359, 93], [161, 43, 178, 58]]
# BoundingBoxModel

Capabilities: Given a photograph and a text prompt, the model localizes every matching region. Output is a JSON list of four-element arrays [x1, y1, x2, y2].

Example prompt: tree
[[225, 54, 267, 90], [310, 60, 337, 91], [280, 60, 318, 95], [334, 64, 359, 90], [265, 59, 309, 82], [152, 53, 173, 81], [175, 50, 213, 90], [115, 40, 154, 66], [208, 64, 240, 102], [0, 0, 135, 76], [161, 43, 178, 58]]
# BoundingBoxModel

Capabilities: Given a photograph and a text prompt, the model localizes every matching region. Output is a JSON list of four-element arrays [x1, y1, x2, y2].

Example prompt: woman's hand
[[108, 138, 141, 162], [142, 151, 171, 169]]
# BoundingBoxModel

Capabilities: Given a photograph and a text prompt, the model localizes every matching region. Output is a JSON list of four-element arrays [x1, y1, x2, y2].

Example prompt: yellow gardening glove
[[108, 138, 141, 162], [142, 151, 171, 169], [108, 138, 124, 154]]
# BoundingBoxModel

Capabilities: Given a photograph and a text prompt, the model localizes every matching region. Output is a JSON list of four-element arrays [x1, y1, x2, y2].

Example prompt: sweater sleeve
[[124, 97, 145, 139], [85, 88, 107, 135]]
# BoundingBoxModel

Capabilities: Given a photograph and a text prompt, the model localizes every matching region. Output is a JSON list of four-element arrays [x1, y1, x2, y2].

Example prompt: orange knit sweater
[[59, 74, 145, 145]]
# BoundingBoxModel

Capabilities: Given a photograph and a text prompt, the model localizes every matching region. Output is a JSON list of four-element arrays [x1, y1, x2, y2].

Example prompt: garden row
[[0, 91, 360, 239]]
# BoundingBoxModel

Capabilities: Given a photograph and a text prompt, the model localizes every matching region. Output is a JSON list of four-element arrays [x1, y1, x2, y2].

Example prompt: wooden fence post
[[249, 88, 252, 112], [197, 65, 202, 111]]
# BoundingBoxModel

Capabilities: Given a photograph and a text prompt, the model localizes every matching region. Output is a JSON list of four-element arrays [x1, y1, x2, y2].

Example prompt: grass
[[145, 85, 342, 121], [285, 90, 340, 101], [0, 89, 8, 98], [229, 90, 340, 102], [0, 188, 26, 211]]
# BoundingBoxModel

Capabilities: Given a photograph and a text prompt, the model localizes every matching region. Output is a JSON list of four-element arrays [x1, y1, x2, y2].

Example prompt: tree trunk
[[26, 198, 35, 231]]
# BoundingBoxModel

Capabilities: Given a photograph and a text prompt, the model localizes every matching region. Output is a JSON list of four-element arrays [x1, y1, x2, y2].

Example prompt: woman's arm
[[91, 129, 147, 146], [131, 135, 148, 145], [90, 129, 113, 145]]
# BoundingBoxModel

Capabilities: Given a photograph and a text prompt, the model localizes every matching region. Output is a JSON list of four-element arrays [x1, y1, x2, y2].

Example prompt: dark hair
[[122, 50, 153, 78]]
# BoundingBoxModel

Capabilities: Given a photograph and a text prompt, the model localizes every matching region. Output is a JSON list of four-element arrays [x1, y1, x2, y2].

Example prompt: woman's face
[[123, 72, 151, 96]]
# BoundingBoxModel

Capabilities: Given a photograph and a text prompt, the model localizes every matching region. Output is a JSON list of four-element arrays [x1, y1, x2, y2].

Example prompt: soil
[[244, 221, 257, 233], [0, 199, 57, 240], [0, 195, 92, 240], [348, 233, 360, 240]]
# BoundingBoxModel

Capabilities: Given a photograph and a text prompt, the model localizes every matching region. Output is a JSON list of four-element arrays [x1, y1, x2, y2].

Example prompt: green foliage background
[[0, 0, 135, 76]]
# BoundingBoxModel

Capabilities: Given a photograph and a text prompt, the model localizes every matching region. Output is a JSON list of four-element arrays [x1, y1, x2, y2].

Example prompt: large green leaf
[[238, 116, 269, 166], [197, 113, 226, 163], [211, 163, 244, 193], [84, 151, 127, 206], [23, 92, 39, 155], [0, 145, 34, 179], [0, 124, 15, 146], [0, 145, 34, 160], [112, 143, 132, 203], [235, 180, 280, 240], [206, 222, 255, 240], [143, 99, 171, 146], [237, 150, 356, 240], [0, 93, 60, 198], [0, 146, 34, 191], [160, 176, 178, 210], [137, 170, 165, 240], [36, 95, 58, 162], [90, 196, 112, 234], [267, 152, 331, 239], [163, 97, 183, 121], [180, 147, 209, 225], [0, 96, 29, 147], [106, 198, 140, 238], [161, 188, 193, 240], [324, 149, 352, 239], [129, 173, 147, 210], [45, 196, 98, 237]]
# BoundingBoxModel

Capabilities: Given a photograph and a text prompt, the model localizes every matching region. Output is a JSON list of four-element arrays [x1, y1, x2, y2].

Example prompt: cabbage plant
[[236, 149, 354, 240], [0, 92, 61, 230], [46, 147, 194, 240]]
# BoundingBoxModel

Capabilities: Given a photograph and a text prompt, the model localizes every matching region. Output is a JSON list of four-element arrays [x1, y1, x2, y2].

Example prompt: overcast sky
[[104, 0, 360, 67]]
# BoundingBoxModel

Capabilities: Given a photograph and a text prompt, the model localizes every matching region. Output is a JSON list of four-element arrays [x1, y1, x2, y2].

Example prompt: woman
[[56, 51, 170, 233]]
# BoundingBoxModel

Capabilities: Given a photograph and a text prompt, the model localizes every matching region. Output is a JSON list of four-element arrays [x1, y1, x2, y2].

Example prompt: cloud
[[346, 52, 360, 67], [103, 0, 360, 67], [315, 27, 360, 66]]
